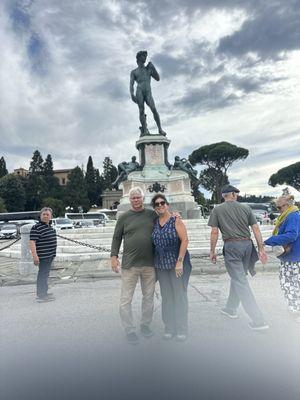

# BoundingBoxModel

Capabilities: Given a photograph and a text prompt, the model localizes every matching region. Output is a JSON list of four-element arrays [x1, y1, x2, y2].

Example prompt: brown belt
[[224, 237, 250, 242]]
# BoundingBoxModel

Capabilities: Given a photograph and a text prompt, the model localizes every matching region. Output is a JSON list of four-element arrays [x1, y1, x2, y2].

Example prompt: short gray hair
[[40, 207, 53, 215], [222, 191, 236, 199], [128, 187, 144, 198]]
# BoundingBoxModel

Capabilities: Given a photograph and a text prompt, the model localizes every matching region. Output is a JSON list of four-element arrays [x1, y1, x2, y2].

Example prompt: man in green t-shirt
[[208, 185, 269, 331], [111, 187, 157, 344]]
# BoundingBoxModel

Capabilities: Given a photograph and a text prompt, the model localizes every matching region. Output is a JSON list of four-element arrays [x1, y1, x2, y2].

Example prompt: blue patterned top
[[152, 216, 180, 270]]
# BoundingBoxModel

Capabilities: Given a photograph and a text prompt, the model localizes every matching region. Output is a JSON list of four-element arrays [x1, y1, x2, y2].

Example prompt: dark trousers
[[224, 241, 264, 324], [157, 268, 189, 335], [37, 256, 54, 297]]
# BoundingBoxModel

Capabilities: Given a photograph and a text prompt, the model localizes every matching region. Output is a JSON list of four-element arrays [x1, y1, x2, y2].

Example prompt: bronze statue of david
[[130, 51, 166, 136]]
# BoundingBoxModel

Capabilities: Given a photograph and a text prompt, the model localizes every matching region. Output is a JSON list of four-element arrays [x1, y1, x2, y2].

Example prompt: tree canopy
[[102, 157, 118, 190], [189, 142, 248, 203], [269, 162, 300, 191], [0, 156, 8, 178], [64, 166, 89, 212], [0, 175, 26, 211], [85, 156, 103, 206]]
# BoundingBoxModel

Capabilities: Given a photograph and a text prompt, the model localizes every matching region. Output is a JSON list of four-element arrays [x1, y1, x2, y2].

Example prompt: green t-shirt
[[208, 201, 257, 240], [110, 208, 157, 268]]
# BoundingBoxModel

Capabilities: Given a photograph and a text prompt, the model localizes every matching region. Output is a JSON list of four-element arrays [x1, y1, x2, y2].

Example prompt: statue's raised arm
[[130, 50, 166, 137]]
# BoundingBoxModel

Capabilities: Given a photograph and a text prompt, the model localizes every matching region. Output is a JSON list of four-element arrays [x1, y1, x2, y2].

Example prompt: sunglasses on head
[[154, 200, 166, 207]]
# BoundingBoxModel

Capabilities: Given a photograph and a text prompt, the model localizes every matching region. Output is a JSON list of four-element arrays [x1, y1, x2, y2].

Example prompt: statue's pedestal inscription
[[117, 135, 201, 219]]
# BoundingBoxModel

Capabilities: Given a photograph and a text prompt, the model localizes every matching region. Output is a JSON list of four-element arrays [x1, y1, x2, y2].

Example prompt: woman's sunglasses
[[277, 204, 287, 211], [154, 201, 166, 207]]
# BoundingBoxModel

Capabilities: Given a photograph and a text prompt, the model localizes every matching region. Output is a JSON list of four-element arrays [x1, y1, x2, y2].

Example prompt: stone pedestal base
[[117, 135, 201, 219]]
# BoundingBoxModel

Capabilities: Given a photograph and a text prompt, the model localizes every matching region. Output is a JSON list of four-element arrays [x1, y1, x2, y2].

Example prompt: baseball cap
[[221, 184, 240, 194]]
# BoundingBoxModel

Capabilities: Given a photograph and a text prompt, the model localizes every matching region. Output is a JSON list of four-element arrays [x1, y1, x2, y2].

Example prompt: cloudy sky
[[1, 0, 300, 198]]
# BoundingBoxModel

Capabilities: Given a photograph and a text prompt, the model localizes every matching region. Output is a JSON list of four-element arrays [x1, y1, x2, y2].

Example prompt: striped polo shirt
[[30, 222, 57, 259]]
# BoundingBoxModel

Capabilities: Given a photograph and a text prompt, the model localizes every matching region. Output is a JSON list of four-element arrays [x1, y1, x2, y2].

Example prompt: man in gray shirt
[[208, 185, 269, 331]]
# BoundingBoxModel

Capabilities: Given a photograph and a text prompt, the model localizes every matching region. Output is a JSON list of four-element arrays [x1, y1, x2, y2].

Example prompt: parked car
[[51, 218, 74, 231], [0, 224, 18, 239], [74, 220, 96, 229]]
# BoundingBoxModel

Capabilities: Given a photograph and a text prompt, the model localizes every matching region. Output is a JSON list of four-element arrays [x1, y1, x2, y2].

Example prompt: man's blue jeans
[[37, 256, 54, 298]]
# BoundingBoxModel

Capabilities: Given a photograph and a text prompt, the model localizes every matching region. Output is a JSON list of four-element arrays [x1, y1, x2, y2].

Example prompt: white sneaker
[[175, 334, 187, 342], [163, 333, 174, 340]]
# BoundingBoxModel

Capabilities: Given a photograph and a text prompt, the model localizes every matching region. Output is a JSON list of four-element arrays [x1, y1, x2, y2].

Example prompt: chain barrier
[[56, 233, 215, 259], [0, 231, 218, 260], [0, 235, 21, 252], [56, 233, 216, 259], [56, 233, 115, 254]]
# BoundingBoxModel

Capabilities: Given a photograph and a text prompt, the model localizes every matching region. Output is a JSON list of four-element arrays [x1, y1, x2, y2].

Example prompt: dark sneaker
[[248, 321, 269, 331], [220, 308, 238, 319], [140, 325, 154, 338], [36, 294, 55, 303], [126, 332, 139, 345]]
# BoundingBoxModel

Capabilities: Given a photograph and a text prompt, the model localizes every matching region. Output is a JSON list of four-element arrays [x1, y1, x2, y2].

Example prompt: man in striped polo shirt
[[29, 207, 57, 302]]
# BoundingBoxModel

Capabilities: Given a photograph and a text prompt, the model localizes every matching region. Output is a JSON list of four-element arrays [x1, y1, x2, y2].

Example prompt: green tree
[[189, 142, 249, 203], [269, 162, 300, 191], [0, 197, 7, 212], [42, 154, 61, 199], [29, 150, 44, 174], [198, 168, 229, 203], [0, 175, 26, 211], [42, 197, 65, 217], [0, 156, 8, 178], [26, 150, 46, 210], [238, 194, 274, 203], [102, 157, 118, 190], [64, 166, 89, 212], [192, 188, 206, 207], [85, 156, 99, 206]]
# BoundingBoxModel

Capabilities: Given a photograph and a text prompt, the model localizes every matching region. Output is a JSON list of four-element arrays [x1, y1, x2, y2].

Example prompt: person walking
[[264, 195, 300, 322], [151, 194, 191, 341], [110, 187, 157, 345], [29, 207, 57, 303], [208, 185, 269, 331]]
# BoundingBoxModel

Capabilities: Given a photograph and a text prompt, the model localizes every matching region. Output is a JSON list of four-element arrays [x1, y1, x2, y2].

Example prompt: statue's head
[[175, 156, 180, 161], [136, 50, 147, 64], [132, 156, 137, 162]]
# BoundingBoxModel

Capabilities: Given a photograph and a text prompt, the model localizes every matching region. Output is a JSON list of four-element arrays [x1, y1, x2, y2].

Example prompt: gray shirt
[[208, 201, 257, 240]]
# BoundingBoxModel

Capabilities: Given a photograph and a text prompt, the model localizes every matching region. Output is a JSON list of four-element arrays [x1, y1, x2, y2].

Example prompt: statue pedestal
[[117, 135, 201, 218]]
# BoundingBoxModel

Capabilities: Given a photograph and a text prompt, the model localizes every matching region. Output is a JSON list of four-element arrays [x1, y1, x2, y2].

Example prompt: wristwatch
[[177, 256, 183, 262]]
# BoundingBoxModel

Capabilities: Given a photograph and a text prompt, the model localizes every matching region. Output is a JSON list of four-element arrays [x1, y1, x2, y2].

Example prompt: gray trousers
[[157, 268, 189, 335], [224, 240, 265, 324]]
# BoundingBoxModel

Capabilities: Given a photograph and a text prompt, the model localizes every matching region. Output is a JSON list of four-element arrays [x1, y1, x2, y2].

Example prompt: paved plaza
[[1, 269, 300, 400]]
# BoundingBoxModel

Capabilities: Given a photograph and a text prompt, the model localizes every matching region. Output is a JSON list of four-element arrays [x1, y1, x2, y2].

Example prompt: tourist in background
[[208, 185, 269, 331], [151, 194, 191, 341], [264, 195, 300, 322], [29, 207, 57, 303]]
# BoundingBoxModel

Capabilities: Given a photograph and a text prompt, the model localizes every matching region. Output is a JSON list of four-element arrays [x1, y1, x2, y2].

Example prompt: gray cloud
[[218, 1, 300, 59], [173, 72, 282, 115]]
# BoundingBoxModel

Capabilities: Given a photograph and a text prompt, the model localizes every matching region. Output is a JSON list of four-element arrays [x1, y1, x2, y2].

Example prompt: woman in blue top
[[264, 195, 300, 322], [151, 194, 192, 341]]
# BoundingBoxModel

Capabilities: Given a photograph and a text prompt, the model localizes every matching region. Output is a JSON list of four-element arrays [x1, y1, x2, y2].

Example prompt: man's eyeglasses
[[154, 201, 166, 207]]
